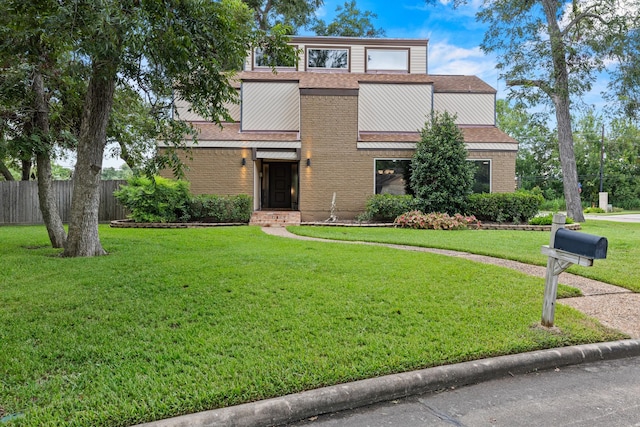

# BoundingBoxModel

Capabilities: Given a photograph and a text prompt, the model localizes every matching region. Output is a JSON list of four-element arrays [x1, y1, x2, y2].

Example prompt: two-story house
[[163, 36, 517, 222]]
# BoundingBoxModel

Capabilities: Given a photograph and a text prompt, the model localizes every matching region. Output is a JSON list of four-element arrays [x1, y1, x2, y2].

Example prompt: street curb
[[135, 339, 640, 427]]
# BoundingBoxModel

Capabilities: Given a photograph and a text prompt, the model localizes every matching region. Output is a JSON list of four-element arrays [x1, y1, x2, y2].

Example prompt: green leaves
[[410, 111, 475, 215]]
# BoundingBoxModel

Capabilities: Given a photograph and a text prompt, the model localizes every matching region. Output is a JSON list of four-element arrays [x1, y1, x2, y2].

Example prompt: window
[[366, 49, 409, 72], [307, 48, 349, 70], [253, 48, 296, 69], [470, 160, 491, 193], [375, 159, 412, 195]]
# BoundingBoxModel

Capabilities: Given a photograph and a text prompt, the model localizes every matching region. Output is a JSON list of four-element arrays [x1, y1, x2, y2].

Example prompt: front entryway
[[261, 161, 298, 210]]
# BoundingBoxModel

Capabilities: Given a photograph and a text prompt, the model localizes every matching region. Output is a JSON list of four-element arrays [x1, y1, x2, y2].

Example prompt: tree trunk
[[63, 65, 117, 257], [21, 159, 32, 181], [0, 161, 14, 181], [541, 0, 585, 222], [32, 70, 67, 248]]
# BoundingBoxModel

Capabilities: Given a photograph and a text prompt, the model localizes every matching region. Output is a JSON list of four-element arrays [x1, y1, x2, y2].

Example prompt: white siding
[[359, 84, 432, 132], [174, 97, 240, 122], [409, 45, 427, 74], [174, 98, 206, 122], [433, 93, 495, 125], [350, 45, 365, 73], [242, 82, 299, 131]]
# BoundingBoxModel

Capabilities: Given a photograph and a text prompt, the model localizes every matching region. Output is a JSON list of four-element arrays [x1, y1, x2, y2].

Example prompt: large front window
[[375, 159, 411, 195], [307, 48, 349, 70]]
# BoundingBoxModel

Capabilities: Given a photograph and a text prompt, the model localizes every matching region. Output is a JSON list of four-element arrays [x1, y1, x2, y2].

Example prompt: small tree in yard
[[410, 111, 475, 215]]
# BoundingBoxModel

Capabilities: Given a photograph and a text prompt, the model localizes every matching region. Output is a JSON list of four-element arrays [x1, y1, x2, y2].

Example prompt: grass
[[290, 221, 640, 292], [0, 225, 626, 426]]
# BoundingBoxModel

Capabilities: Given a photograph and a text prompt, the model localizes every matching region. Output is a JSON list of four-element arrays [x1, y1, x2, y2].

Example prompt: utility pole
[[599, 124, 605, 193]]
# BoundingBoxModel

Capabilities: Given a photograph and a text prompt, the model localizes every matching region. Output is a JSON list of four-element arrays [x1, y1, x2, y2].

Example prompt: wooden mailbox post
[[540, 213, 608, 327]]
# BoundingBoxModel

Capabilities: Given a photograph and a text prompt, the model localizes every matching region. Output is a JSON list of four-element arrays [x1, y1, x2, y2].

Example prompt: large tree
[[1, 0, 292, 257], [311, 0, 386, 37], [496, 100, 562, 197], [430, 0, 640, 222]]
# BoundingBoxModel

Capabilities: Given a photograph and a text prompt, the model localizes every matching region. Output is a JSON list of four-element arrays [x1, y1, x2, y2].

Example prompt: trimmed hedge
[[359, 194, 419, 222], [467, 192, 543, 224], [188, 194, 252, 223]]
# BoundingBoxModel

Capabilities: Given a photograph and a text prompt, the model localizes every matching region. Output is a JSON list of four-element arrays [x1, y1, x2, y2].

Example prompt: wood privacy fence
[[0, 180, 128, 225]]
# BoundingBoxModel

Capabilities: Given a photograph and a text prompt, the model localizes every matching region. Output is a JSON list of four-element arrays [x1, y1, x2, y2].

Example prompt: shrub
[[528, 213, 575, 225], [467, 192, 543, 223], [394, 211, 481, 230], [583, 207, 605, 214], [410, 111, 475, 214], [114, 176, 191, 223], [359, 194, 418, 222], [188, 194, 252, 223]]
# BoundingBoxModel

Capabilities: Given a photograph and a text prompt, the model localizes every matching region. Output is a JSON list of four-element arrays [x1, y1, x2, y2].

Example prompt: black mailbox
[[554, 228, 608, 259]]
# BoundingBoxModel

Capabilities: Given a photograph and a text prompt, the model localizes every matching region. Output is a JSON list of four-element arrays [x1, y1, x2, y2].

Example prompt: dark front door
[[268, 162, 292, 209]]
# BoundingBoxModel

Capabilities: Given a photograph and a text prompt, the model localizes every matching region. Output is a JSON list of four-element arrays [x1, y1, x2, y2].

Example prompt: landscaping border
[[110, 219, 582, 231]]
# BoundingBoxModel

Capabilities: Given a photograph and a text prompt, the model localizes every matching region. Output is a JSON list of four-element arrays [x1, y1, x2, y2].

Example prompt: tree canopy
[[311, 0, 386, 37], [243, 0, 323, 32], [0, 0, 293, 256], [428, 0, 640, 222]]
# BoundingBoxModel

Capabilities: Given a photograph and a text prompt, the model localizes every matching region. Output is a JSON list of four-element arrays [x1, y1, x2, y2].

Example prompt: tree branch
[[561, 12, 610, 38], [506, 79, 554, 97]]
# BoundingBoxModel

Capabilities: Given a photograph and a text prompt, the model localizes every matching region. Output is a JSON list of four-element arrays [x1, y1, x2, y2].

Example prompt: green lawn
[[290, 221, 640, 292], [0, 225, 626, 426]]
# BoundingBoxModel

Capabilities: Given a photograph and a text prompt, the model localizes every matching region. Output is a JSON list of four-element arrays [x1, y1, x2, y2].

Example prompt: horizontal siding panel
[[242, 82, 300, 131], [409, 45, 427, 74], [175, 95, 240, 122], [359, 84, 432, 132], [434, 93, 495, 125], [351, 45, 365, 73]]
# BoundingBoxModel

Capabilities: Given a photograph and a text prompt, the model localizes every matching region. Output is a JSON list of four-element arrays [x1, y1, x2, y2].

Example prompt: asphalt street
[[289, 356, 640, 427]]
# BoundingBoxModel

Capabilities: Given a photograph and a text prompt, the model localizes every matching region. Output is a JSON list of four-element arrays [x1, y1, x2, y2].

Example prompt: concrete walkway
[[584, 213, 640, 223]]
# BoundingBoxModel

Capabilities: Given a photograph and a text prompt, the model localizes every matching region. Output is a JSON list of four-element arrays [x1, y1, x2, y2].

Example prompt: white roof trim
[[158, 140, 301, 149], [255, 150, 299, 160], [357, 142, 416, 150], [357, 142, 518, 151]]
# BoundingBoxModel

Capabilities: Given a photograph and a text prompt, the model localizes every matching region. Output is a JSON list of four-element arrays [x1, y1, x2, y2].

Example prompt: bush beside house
[[114, 177, 252, 223]]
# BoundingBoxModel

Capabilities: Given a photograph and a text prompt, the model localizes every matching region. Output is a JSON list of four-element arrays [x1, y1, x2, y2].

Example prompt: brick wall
[[467, 151, 517, 193], [159, 147, 254, 196], [299, 94, 418, 221]]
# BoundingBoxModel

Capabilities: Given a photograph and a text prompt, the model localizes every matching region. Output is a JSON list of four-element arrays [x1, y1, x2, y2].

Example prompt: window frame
[[365, 47, 410, 73], [305, 46, 350, 71], [252, 47, 298, 71], [469, 159, 492, 194], [373, 158, 412, 195]]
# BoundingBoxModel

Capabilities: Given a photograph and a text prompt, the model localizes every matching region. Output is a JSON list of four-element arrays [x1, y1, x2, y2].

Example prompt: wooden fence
[[0, 180, 128, 225]]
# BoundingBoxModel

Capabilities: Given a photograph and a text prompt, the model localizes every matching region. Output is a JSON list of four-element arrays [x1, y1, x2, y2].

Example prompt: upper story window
[[307, 47, 349, 70], [366, 48, 409, 72], [253, 48, 296, 69]]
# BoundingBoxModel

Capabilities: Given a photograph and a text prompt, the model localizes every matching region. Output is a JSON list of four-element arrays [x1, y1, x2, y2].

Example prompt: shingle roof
[[232, 71, 495, 93], [191, 122, 299, 141]]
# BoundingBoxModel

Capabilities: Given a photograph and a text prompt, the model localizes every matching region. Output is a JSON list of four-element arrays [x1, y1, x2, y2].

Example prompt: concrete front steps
[[249, 210, 301, 227]]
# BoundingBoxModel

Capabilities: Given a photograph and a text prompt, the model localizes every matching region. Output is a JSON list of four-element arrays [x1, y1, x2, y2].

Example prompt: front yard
[[0, 225, 626, 426]]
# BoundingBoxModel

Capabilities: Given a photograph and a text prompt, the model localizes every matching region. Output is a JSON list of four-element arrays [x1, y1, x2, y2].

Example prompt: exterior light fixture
[[242, 158, 246, 166], [306, 158, 311, 167]]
